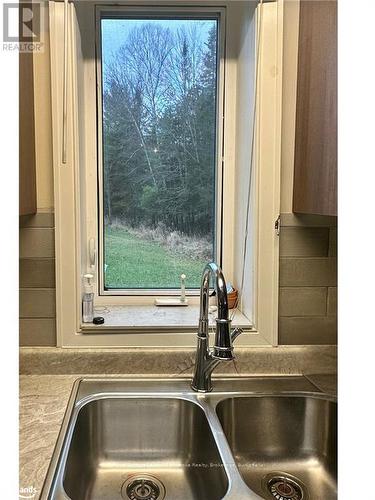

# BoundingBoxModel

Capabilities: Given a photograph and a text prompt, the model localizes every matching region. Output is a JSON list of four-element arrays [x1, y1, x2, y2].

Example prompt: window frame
[[49, 0, 283, 347], [95, 6, 227, 297]]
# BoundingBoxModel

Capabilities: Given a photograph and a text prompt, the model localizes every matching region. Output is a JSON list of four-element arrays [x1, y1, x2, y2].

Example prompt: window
[[50, 0, 282, 346], [97, 12, 223, 292]]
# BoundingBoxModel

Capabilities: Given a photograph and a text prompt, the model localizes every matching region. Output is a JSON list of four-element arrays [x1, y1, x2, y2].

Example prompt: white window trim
[[49, 0, 283, 348]]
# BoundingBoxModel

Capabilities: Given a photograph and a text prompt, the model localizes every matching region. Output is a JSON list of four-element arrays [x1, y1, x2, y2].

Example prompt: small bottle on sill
[[82, 273, 94, 323]]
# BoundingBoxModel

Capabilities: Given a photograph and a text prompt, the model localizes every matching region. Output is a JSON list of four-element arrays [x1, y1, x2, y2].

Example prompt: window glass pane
[[100, 16, 219, 289]]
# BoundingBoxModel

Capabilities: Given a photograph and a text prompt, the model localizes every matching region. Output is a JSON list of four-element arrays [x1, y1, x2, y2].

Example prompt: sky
[[101, 18, 217, 65]]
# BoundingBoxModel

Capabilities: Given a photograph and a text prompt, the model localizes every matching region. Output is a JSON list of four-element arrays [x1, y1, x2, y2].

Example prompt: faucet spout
[[198, 263, 226, 327], [191, 263, 244, 392], [198, 262, 233, 359]]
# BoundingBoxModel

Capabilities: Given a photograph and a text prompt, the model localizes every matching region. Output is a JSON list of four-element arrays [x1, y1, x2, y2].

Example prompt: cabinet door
[[293, 0, 337, 216], [19, 50, 37, 216]]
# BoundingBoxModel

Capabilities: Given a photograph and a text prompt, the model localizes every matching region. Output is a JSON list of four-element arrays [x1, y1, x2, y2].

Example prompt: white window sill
[[80, 304, 253, 333]]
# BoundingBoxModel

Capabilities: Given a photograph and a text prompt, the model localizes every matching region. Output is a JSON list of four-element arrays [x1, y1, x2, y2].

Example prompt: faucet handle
[[212, 319, 234, 360]]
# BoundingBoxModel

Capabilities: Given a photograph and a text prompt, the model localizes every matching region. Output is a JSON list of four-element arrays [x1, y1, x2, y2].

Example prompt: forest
[[101, 20, 218, 287]]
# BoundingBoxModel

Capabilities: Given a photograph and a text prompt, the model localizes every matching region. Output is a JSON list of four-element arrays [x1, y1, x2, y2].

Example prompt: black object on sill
[[93, 316, 105, 325]]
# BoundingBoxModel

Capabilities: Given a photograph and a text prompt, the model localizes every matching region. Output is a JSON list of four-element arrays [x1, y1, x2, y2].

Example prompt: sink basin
[[63, 397, 228, 500], [42, 378, 336, 500], [216, 396, 337, 499]]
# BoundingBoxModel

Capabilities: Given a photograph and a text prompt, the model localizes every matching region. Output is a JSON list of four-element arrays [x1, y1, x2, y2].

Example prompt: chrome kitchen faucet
[[191, 262, 243, 392]]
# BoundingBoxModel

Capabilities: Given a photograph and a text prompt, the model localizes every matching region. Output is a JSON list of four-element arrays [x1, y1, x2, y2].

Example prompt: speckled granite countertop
[[19, 375, 78, 499], [19, 371, 336, 500]]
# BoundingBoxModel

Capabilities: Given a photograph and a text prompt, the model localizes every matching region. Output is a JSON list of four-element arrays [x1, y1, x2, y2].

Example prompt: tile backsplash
[[19, 212, 56, 346], [278, 215, 337, 345]]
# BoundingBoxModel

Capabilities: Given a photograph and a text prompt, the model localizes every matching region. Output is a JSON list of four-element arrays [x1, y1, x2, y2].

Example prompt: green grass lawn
[[104, 226, 206, 289]]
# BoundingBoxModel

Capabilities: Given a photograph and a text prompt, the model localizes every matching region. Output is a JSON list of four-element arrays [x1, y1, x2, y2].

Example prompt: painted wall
[[33, 1, 54, 211]]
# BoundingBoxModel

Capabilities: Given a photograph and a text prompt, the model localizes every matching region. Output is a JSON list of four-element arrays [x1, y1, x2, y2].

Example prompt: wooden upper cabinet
[[293, 0, 337, 216], [19, 50, 37, 216]]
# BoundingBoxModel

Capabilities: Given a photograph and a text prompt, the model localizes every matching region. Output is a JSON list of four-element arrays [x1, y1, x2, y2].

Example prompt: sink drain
[[121, 474, 166, 500], [263, 473, 306, 500]]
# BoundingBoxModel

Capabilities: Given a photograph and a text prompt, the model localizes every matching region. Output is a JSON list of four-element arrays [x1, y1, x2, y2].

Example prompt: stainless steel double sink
[[41, 377, 337, 500]]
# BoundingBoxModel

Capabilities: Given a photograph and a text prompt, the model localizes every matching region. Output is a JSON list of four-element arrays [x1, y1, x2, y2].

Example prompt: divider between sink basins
[[197, 394, 264, 500]]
